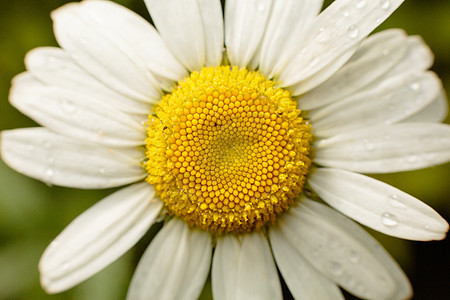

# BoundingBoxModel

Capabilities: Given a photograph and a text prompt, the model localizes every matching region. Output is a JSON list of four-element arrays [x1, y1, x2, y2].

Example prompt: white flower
[[1, 0, 449, 299]]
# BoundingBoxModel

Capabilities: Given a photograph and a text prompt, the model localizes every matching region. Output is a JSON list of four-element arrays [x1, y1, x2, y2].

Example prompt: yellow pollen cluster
[[144, 66, 312, 233]]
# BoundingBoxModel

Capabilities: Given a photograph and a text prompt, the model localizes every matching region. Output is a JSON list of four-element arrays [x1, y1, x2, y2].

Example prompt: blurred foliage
[[0, 0, 449, 299]]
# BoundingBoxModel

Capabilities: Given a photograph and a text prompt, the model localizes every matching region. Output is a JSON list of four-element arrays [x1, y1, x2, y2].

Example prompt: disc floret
[[144, 66, 312, 233]]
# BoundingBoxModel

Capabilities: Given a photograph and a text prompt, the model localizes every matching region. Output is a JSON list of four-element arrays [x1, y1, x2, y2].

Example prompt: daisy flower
[[2, 0, 450, 299]]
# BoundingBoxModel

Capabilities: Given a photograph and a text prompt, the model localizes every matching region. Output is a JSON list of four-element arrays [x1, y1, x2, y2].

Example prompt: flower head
[[2, 0, 450, 299]]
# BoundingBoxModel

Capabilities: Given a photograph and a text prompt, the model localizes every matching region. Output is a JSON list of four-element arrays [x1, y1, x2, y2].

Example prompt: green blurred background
[[0, 0, 449, 299]]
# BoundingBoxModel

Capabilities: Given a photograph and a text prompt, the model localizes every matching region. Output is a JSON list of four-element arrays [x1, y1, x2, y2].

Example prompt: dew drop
[[388, 194, 407, 209], [387, 103, 396, 111], [317, 28, 331, 43], [61, 262, 69, 271], [60, 98, 76, 114], [340, 5, 350, 17], [348, 250, 360, 263], [328, 236, 340, 249], [381, 212, 398, 227], [325, 261, 344, 276], [356, 0, 366, 9], [355, 283, 367, 295], [346, 276, 357, 287], [363, 139, 374, 151], [421, 152, 434, 162], [380, 0, 390, 11], [382, 48, 391, 56], [46, 168, 54, 178], [309, 57, 319, 67], [46, 56, 60, 69], [409, 81, 421, 92], [257, 2, 265, 11], [347, 25, 359, 39], [406, 154, 418, 163]]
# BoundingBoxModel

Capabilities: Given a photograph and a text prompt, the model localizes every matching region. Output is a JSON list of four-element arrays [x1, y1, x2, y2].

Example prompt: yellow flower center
[[144, 66, 312, 234]]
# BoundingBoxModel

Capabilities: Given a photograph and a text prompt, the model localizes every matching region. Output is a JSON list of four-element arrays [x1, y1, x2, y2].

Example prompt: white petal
[[127, 219, 212, 300], [269, 227, 344, 300], [290, 44, 358, 96], [402, 90, 448, 123], [212, 232, 282, 300], [52, 3, 162, 102], [299, 29, 409, 109], [196, 0, 224, 66], [382, 35, 434, 78], [225, 0, 272, 68], [78, 0, 188, 91], [258, 0, 323, 78], [308, 168, 449, 241], [310, 71, 442, 138], [1, 128, 145, 189], [39, 183, 162, 293], [279, 198, 412, 300], [279, 0, 405, 87], [25, 47, 152, 114], [10, 73, 146, 147], [315, 122, 450, 173], [145, 0, 206, 71]]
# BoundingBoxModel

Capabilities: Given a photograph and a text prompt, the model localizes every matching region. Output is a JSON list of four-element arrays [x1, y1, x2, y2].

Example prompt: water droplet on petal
[[347, 25, 359, 39], [382, 49, 390, 56], [381, 212, 398, 227], [340, 5, 350, 17], [355, 283, 368, 295], [46, 56, 61, 69], [309, 57, 319, 67], [380, 0, 390, 10], [317, 28, 331, 43], [406, 154, 418, 163], [409, 81, 421, 92], [346, 276, 357, 287], [348, 250, 360, 263], [62, 262, 69, 271], [45, 168, 54, 184], [388, 194, 407, 209], [363, 139, 374, 151], [421, 152, 434, 162], [61, 98, 76, 114], [356, 0, 367, 9], [257, 2, 265, 11], [325, 261, 344, 276]]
